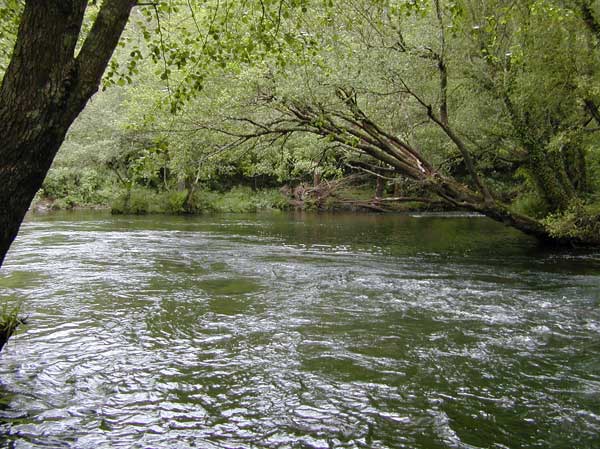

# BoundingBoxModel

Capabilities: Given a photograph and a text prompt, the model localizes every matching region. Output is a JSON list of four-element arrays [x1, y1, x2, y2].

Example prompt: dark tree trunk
[[0, 0, 136, 267]]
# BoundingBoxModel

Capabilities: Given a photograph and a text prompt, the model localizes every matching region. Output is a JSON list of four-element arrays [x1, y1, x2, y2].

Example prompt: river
[[0, 211, 599, 448]]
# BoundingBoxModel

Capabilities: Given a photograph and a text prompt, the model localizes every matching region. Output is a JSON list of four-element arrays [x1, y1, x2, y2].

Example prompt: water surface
[[0, 211, 599, 448]]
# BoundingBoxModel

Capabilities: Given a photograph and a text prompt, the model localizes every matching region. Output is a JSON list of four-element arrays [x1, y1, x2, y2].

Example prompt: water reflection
[[0, 211, 599, 448]]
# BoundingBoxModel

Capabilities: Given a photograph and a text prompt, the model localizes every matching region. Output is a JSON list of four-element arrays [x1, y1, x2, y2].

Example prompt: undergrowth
[[111, 186, 289, 215]]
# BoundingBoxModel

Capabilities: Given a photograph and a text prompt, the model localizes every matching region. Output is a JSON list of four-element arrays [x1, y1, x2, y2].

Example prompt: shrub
[[111, 186, 290, 215], [41, 167, 111, 208], [189, 190, 219, 213], [189, 187, 289, 213], [542, 202, 600, 243], [111, 188, 152, 214], [159, 190, 189, 214]]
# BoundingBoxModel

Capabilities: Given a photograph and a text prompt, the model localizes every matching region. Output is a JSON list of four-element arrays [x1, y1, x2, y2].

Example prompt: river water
[[0, 211, 599, 448]]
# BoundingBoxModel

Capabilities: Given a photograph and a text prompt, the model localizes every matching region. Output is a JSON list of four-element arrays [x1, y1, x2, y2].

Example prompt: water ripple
[[0, 212, 599, 448]]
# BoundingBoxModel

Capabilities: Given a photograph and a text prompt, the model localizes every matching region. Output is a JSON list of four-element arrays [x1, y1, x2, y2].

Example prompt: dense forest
[[1, 0, 600, 260]]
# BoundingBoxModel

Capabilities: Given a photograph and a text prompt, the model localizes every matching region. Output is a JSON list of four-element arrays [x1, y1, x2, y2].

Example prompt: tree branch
[[585, 99, 600, 126], [399, 79, 493, 203], [74, 0, 136, 103]]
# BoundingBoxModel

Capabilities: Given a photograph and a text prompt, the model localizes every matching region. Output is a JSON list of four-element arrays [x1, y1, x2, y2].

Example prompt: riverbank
[[33, 183, 451, 215]]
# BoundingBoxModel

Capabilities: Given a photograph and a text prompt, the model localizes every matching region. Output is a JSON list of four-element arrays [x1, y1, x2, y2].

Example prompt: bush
[[111, 188, 152, 214], [189, 187, 288, 213], [188, 190, 219, 213], [41, 167, 112, 208], [159, 190, 189, 214], [214, 186, 258, 213], [112, 186, 289, 215], [261, 188, 290, 210], [542, 202, 600, 243]]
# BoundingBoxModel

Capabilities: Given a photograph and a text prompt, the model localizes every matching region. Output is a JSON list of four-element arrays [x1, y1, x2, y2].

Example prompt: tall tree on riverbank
[[0, 0, 137, 267]]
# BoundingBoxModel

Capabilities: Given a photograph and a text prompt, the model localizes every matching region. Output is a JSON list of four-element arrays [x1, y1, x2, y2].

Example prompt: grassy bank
[[110, 186, 290, 214], [34, 177, 447, 215]]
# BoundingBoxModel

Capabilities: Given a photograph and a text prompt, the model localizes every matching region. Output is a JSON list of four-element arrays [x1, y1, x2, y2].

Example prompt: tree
[[201, 0, 600, 244], [119, 61, 343, 199], [0, 0, 309, 265], [2, 0, 599, 263], [0, 0, 137, 267]]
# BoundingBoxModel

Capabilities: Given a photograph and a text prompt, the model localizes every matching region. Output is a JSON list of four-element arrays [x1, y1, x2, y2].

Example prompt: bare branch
[[345, 163, 398, 181], [433, 0, 448, 124]]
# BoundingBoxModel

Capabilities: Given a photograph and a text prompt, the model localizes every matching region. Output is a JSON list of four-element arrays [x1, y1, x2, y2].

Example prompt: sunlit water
[[0, 211, 599, 448]]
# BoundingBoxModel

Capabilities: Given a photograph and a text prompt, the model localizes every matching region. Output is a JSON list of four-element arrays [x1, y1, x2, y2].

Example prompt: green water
[[0, 211, 599, 448]]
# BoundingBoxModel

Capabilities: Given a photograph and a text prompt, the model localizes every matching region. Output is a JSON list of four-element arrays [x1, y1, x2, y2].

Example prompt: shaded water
[[0, 211, 599, 448]]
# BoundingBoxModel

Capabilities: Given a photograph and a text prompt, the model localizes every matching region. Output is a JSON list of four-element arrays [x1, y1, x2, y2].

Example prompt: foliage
[[110, 186, 288, 215], [543, 203, 600, 243], [7, 0, 600, 243], [209, 186, 289, 212], [510, 192, 551, 219], [0, 300, 22, 351], [0, 0, 22, 74], [177, 0, 600, 239], [40, 167, 112, 208], [111, 188, 152, 215]]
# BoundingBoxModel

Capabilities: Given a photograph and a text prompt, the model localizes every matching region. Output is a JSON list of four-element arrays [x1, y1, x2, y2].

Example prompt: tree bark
[[375, 176, 385, 198], [0, 0, 136, 267]]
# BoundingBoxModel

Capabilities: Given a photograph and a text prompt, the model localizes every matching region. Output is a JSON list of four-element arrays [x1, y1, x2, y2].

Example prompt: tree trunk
[[425, 175, 553, 241], [375, 176, 385, 198], [0, 0, 136, 267], [273, 98, 592, 244], [313, 170, 321, 187]]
